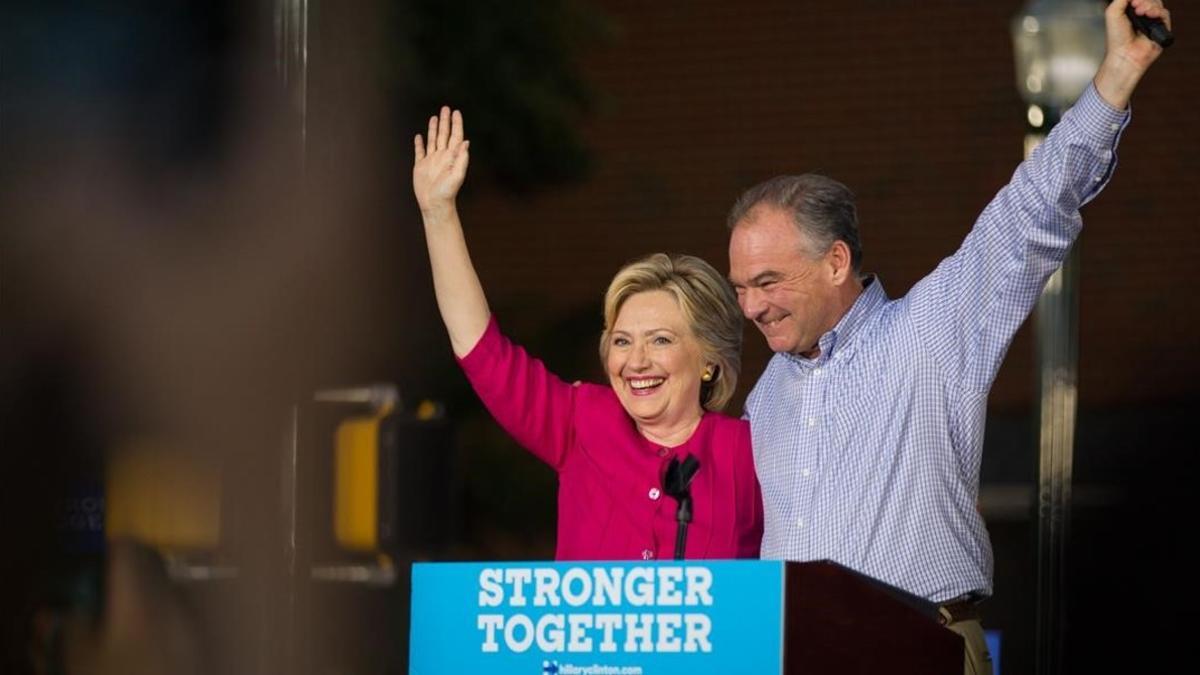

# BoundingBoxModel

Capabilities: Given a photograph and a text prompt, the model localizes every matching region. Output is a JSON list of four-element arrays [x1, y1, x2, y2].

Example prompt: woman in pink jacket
[[413, 107, 761, 561]]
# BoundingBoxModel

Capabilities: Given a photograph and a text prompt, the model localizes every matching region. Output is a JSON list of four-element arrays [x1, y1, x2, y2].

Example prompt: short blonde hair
[[599, 253, 743, 411]]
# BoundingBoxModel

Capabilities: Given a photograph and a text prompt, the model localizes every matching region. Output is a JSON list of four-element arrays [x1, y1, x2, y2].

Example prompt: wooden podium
[[780, 561, 962, 673], [409, 559, 962, 674]]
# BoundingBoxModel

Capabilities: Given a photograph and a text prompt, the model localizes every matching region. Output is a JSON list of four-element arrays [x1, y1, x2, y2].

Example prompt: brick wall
[[455, 0, 1199, 412]]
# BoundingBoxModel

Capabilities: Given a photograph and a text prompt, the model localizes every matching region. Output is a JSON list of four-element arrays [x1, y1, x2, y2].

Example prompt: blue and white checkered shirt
[[745, 84, 1130, 603]]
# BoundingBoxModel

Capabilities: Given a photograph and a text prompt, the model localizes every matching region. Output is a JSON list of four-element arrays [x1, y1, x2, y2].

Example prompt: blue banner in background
[[410, 560, 785, 675]]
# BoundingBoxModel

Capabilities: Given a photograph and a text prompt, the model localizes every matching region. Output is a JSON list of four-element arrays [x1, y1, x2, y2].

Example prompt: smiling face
[[605, 290, 710, 431], [728, 205, 848, 356]]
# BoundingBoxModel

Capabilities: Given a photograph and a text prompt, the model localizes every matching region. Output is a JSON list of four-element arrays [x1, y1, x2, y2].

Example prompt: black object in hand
[[1125, 4, 1174, 48]]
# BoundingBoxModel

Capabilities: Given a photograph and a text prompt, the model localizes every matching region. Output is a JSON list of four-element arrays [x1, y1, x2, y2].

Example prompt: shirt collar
[[785, 275, 888, 367]]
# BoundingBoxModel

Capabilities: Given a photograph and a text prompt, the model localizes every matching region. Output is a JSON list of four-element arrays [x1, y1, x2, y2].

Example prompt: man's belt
[[937, 597, 982, 626]]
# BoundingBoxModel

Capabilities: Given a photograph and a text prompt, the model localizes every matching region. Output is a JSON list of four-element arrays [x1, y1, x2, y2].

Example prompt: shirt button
[[813, 368, 822, 377], [1109, 122, 1120, 131], [796, 518, 805, 528], [807, 417, 816, 427], [1102, 150, 1112, 159], [648, 487, 661, 500], [657, 447, 669, 457], [641, 549, 655, 560], [802, 468, 811, 477]]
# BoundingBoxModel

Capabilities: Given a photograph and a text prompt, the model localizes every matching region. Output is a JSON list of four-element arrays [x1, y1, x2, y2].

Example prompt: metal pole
[[1029, 124, 1078, 675], [280, 404, 303, 675], [274, 0, 309, 158], [274, 2, 310, 673]]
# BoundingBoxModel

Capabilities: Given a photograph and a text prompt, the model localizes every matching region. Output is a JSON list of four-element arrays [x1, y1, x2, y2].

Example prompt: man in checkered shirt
[[726, 2, 1170, 673]]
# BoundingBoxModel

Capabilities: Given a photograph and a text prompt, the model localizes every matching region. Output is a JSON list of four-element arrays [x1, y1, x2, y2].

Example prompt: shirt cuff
[[1064, 83, 1130, 204]]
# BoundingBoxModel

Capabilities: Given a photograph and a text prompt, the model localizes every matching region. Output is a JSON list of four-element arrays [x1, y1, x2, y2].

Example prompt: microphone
[[1125, 4, 1174, 48], [663, 454, 701, 560]]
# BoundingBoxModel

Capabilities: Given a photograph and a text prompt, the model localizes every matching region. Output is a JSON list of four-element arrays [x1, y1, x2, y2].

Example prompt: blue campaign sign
[[410, 560, 785, 675]]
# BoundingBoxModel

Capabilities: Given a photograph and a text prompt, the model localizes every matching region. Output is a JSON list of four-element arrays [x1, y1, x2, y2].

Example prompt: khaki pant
[[940, 614, 993, 675]]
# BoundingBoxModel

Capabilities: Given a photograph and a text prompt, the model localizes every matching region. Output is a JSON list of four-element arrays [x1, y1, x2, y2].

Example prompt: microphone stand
[[662, 454, 700, 560]]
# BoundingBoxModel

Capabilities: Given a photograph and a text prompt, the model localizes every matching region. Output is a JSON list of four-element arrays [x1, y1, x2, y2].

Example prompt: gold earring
[[701, 369, 713, 382]]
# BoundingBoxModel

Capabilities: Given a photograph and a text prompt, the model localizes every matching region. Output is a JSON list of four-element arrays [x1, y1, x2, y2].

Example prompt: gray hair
[[726, 174, 863, 272]]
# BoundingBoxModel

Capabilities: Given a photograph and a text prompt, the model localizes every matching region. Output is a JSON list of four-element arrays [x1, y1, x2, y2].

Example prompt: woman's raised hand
[[413, 106, 469, 215], [412, 106, 489, 355]]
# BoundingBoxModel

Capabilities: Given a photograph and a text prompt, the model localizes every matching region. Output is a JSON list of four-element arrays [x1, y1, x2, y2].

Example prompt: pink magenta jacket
[[458, 317, 763, 561]]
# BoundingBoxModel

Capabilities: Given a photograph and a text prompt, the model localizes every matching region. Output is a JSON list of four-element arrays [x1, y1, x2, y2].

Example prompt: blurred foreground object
[[61, 541, 203, 675], [105, 442, 222, 553]]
